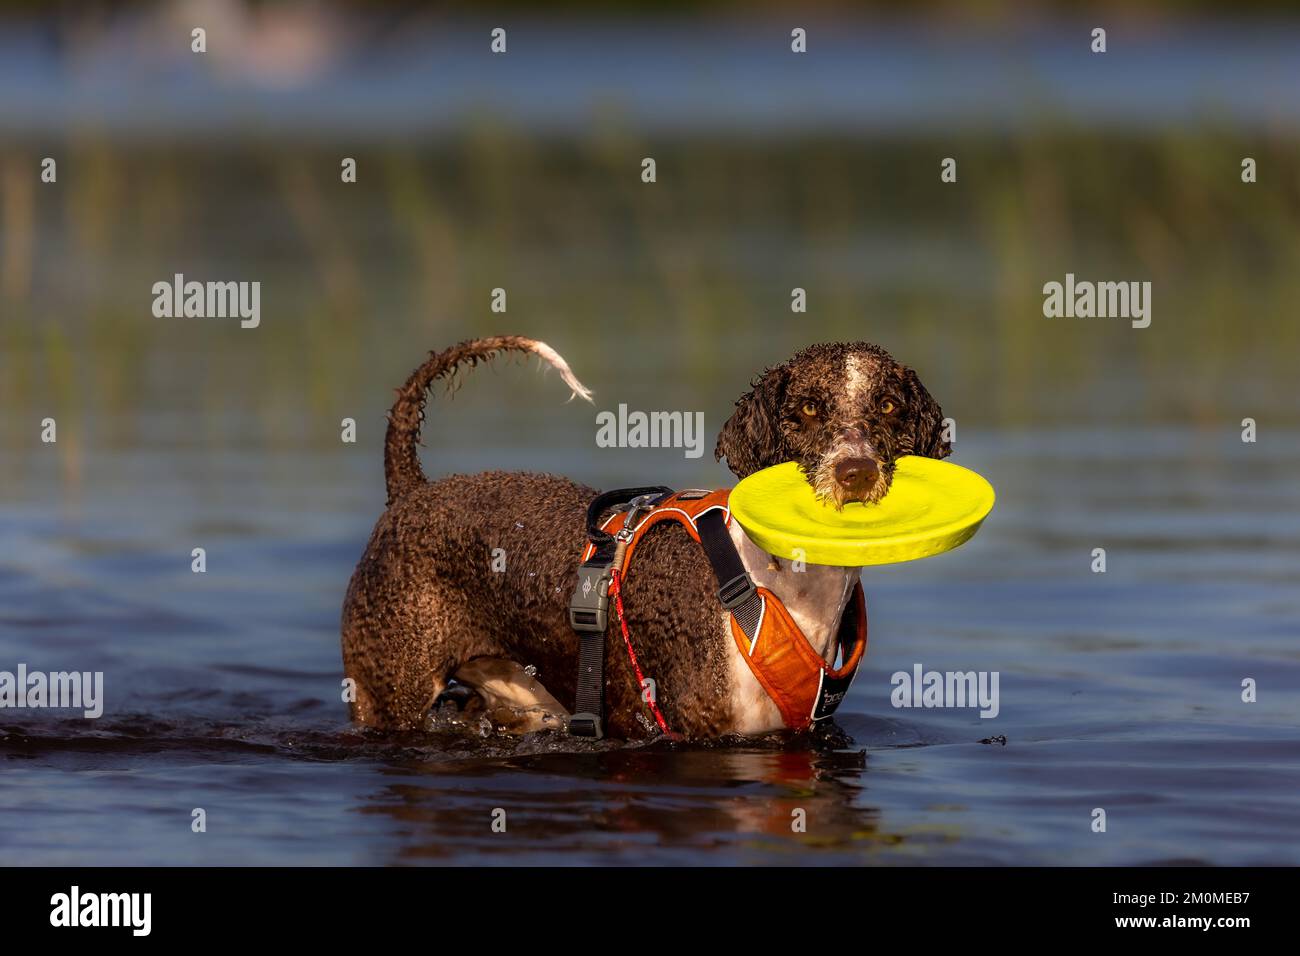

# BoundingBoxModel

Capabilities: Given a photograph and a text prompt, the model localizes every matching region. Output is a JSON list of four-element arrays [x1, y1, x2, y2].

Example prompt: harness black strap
[[569, 486, 673, 739], [694, 509, 763, 641], [811, 587, 864, 722]]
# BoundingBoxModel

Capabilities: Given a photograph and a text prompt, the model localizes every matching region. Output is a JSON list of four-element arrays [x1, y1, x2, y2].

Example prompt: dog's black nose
[[834, 457, 879, 496]]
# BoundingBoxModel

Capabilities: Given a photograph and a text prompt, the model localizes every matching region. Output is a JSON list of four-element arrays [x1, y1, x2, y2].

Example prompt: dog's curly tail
[[384, 335, 593, 505]]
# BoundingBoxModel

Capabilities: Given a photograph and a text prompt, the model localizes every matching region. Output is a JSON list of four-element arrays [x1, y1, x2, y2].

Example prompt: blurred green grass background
[[2, 5, 1299, 495], [4, 133, 1297, 436]]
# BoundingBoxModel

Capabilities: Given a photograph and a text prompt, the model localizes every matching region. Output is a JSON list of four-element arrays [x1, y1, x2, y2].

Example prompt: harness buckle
[[567, 485, 675, 739], [568, 712, 603, 738], [717, 571, 758, 610], [568, 562, 614, 633]]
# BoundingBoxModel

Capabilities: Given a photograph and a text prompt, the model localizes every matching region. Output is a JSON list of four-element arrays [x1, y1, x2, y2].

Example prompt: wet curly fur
[[341, 336, 949, 739]]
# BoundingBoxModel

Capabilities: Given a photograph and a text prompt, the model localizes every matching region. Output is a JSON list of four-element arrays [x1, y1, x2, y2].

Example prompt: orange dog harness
[[576, 489, 868, 733]]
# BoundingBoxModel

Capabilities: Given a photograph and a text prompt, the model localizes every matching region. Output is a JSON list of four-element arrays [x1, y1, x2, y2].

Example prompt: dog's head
[[715, 342, 951, 507]]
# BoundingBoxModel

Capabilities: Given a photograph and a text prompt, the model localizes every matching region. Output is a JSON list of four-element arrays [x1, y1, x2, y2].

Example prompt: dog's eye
[[880, 399, 897, 415], [801, 401, 819, 417]]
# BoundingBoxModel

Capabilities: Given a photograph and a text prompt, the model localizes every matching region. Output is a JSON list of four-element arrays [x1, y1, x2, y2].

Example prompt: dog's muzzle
[[812, 428, 890, 507]]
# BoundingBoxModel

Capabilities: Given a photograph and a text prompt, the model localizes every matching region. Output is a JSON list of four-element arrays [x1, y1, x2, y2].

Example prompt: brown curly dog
[[341, 336, 950, 739]]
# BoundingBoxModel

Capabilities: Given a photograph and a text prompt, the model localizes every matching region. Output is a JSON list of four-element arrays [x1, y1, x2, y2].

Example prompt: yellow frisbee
[[729, 457, 995, 567]]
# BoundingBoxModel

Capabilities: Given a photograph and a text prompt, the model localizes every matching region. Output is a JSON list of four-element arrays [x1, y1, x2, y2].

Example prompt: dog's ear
[[902, 365, 951, 459], [715, 365, 790, 478]]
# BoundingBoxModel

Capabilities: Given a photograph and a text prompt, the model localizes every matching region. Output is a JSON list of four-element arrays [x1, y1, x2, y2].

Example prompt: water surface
[[3, 420, 1297, 865]]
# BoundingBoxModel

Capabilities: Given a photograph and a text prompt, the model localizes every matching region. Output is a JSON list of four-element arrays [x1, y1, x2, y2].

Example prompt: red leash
[[608, 569, 673, 736]]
